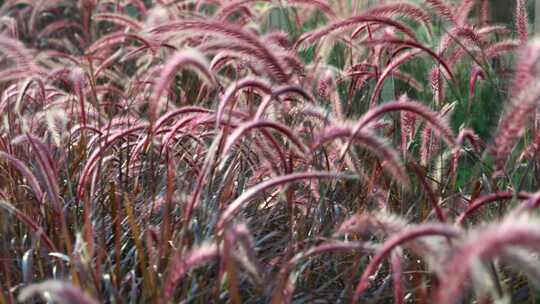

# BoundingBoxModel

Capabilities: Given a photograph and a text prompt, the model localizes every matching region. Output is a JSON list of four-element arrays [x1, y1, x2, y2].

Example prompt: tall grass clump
[[0, 0, 539, 303]]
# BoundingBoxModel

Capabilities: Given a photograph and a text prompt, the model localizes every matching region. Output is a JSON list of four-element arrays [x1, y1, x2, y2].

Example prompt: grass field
[[0, 0, 540, 303]]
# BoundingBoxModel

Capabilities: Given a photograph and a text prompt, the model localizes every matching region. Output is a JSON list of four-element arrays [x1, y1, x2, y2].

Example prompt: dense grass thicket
[[0, 0, 540, 303]]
